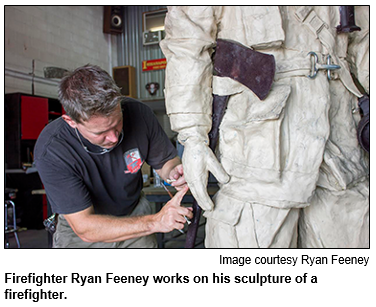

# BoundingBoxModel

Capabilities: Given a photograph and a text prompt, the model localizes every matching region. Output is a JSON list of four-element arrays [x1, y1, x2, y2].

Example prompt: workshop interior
[[4, 6, 369, 249], [4, 6, 207, 248]]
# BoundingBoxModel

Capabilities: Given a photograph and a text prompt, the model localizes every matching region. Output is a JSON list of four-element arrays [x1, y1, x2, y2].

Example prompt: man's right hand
[[63, 185, 192, 243], [152, 185, 193, 233]]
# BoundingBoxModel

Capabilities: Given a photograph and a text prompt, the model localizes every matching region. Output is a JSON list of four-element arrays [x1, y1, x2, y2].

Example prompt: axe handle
[[185, 95, 230, 248], [184, 199, 201, 248]]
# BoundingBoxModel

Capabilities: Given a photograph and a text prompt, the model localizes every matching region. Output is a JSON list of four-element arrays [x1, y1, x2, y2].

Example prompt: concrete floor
[[5, 228, 49, 249]]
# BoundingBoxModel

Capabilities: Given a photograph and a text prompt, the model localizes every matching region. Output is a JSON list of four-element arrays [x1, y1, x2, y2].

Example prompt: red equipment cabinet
[[5, 93, 65, 231], [5, 93, 64, 169], [20, 95, 49, 140]]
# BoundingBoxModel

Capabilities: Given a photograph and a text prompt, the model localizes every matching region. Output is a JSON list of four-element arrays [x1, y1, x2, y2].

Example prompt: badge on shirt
[[123, 148, 143, 174]]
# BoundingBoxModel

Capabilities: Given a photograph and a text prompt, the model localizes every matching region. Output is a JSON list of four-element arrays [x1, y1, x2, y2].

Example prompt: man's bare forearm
[[66, 210, 159, 243]]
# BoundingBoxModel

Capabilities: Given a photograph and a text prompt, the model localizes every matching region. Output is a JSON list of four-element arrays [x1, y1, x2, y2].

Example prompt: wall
[[117, 5, 167, 102], [116, 5, 176, 139], [5, 6, 118, 99], [4, 5, 175, 139]]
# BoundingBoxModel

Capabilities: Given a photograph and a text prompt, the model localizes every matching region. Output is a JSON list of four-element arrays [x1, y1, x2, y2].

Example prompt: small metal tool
[[161, 181, 174, 198], [184, 216, 191, 225]]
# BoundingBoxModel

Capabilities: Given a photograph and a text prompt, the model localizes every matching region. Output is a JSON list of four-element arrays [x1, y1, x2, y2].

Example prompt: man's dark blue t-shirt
[[34, 98, 177, 216]]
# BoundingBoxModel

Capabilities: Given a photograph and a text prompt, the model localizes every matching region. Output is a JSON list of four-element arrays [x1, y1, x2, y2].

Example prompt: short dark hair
[[58, 64, 122, 123]]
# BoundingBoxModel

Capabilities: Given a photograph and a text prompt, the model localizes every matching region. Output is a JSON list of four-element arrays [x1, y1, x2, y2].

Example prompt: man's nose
[[106, 130, 118, 143]]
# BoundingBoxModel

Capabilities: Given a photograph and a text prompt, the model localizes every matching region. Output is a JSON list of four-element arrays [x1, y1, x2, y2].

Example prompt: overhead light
[[150, 26, 165, 32]]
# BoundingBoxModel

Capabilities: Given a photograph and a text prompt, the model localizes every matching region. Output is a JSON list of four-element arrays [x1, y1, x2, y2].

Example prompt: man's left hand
[[168, 164, 187, 191]]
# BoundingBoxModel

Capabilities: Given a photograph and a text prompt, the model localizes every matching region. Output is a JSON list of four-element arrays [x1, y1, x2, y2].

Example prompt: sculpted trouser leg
[[299, 180, 369, 248], [298, 80, 370, 248], [204, 192, 299, 248], [53, 194, 157, 248]]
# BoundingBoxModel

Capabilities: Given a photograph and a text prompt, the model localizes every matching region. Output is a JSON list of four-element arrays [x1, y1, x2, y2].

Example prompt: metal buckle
[[308, 52, 341, 80]]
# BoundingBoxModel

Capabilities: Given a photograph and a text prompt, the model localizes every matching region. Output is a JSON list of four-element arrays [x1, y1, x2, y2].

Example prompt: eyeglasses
[[75, 128, 124, 155]]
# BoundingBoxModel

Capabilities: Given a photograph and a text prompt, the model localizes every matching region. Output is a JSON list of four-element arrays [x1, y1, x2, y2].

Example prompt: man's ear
[[62, 114, 78, 129]]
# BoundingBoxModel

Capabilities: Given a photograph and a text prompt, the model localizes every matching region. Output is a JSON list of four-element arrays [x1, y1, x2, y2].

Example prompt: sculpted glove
[[182, 136, 230, 211]]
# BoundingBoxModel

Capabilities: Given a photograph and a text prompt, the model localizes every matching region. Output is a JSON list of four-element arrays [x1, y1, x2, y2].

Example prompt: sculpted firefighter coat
[[160, 6, 369, 248]]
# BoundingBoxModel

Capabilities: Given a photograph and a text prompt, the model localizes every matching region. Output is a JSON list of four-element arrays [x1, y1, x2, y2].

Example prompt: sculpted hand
[[182, 139, 230, 211]]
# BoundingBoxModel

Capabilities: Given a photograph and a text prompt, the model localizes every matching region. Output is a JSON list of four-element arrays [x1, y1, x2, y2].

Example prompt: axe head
[[213, 39, 276, 100]]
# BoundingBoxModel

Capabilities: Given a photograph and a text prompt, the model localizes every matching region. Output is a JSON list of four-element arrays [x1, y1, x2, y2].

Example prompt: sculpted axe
[[214, 39, 276, 100]]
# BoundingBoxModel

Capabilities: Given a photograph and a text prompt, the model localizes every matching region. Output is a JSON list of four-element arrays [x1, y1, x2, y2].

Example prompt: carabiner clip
[[308, 52, 341, 80], [308, 52, 319, 79]]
